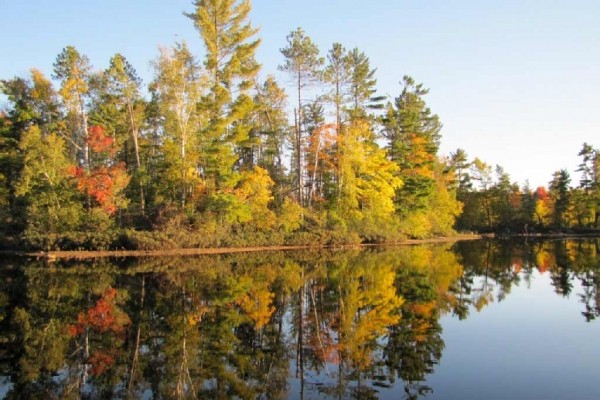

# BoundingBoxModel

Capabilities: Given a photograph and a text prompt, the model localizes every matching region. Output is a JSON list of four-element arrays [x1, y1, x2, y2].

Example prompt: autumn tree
[[150, 42, 205, 210], [52, 46, 93, 169], [534, 186, 552, 226], [246, 76, 290, 203], [69, 125, 130, 217], [279, 27, 324, 205], [186, 0, 261, 195], [383, 76, 442, 214], [99, 54, 147, 213], [335, 120, 402, 240], [15, 126, 82, 241]]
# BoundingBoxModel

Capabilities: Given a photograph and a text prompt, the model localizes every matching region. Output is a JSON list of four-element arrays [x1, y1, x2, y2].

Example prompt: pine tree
[[549, 169, 571, 229], [186, 0, 261, 195], [323, 43, 349, 132], [345, 48, 385, 119], [99, 54, 147, 213], [383, 76, 442, 214], [53, 46, 93, 170], [248, 76, 290, 204]]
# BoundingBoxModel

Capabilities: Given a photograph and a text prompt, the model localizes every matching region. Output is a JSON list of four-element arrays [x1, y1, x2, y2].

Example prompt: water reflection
[[0, 239, 599, 399]]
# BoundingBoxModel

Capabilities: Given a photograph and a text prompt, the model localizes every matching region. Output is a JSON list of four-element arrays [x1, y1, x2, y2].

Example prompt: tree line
[[0, 0, 595, 251], [451, 144, 600, 234]]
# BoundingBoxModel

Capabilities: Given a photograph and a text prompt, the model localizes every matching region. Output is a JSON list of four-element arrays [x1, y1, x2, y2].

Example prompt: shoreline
[[4, 232, 599, 261], [0, 234, 484, 261]]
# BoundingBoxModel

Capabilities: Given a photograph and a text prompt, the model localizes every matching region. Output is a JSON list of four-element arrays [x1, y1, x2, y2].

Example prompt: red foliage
[[74, 162, 129, 214], [66, 165, 84, 178], [88, 125, 116, 154], [66, 324, 83, 337], [89, 350, 115, 376], [70, 288, 131, 336], [535, 186, 549, 201]]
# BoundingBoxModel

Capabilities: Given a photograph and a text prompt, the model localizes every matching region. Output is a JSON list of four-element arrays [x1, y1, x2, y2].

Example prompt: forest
[[1, 0, 599, 251]]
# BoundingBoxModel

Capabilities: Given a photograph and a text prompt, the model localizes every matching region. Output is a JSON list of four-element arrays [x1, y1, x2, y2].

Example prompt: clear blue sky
[[1, 0, 599, 188]]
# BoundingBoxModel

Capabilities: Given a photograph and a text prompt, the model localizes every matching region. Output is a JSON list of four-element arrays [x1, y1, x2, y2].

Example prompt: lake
[[0, 238, 599, 399]]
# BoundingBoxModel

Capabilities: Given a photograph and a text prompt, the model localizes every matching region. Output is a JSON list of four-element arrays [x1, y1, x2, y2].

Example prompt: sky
[[1, 0, 599, 188]]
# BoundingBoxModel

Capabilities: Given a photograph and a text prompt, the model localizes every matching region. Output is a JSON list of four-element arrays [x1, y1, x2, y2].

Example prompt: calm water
[[1, 239, 600, 400]]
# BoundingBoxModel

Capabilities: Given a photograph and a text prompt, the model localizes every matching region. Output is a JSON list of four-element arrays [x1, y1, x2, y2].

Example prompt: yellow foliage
[[235, 166, 277, 229], [238, 287, 275, 329], [278, 198, 303, 233]]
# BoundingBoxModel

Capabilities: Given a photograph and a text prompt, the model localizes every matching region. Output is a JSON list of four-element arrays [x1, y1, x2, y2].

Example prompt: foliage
[[8, 0, 591, 249]]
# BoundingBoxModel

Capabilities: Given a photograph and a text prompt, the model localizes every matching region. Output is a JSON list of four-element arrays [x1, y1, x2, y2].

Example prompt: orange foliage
[[88, 125, 116, 155], [536, 251, 553, 274], [306, 123, 337, 176], [510, 192, 521, 209], [409, 301, 436, 318], [307, 326, 339, 365], [512, 257, 523, 273], [68, 288, 131, 337], [89, 350, 115, 376], [67, 125, 130, 214], [535, 186, 549, 200], [74, 163, 129, 214], [406, 134, 435, 177]]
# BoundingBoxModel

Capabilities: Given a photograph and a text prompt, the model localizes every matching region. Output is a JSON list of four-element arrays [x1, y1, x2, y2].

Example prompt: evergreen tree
[[345, 48, 385, 119], [186, 0, 261, 195], [101, 54, 147, 213], [323, 43, 349, 132], [577, 143, 600, 226], [449, 148, 472, 195], [549, 169, 571, 229], [52, 46, 93, 169], [248, 76, 290, 204], [383, 76, 442, 214]]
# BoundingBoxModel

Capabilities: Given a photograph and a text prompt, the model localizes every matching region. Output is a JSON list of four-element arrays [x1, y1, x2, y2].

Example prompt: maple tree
[[69, 125, 130, 215]]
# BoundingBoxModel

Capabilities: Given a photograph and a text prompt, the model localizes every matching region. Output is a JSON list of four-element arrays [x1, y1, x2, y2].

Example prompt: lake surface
[[1, 239, 599, 399]]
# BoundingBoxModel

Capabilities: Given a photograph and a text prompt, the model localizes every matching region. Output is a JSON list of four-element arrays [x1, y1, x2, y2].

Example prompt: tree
[[449, 148, 472, 195], [576, 143, 600, 226], [549, 169, 571, 229], [186, 0, 261, 195], [15, 126, 82, 239], [102, 54, 147, 213], [69, 125, 130, 216], [470, 158, 494, 229], [246, 76, 290, 203], [335, 120, 402, 238], [534, 186, 552, 227], [150, 42, 205, 210], [345, 48, 385, 119], [279, 27, 324, 205], [383, 76, 442, 214], [52, 46, 93, 169], [323, 43, 349, 132]]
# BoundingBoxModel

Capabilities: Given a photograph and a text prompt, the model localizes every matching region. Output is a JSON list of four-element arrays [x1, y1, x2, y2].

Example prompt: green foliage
[[16, 126, 83, 238], [384, 76, 441, 214], [0, 1, 483, 249]]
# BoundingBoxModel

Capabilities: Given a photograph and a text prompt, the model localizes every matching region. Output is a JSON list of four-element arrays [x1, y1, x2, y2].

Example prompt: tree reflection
[[1, 239, 600, 399]]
